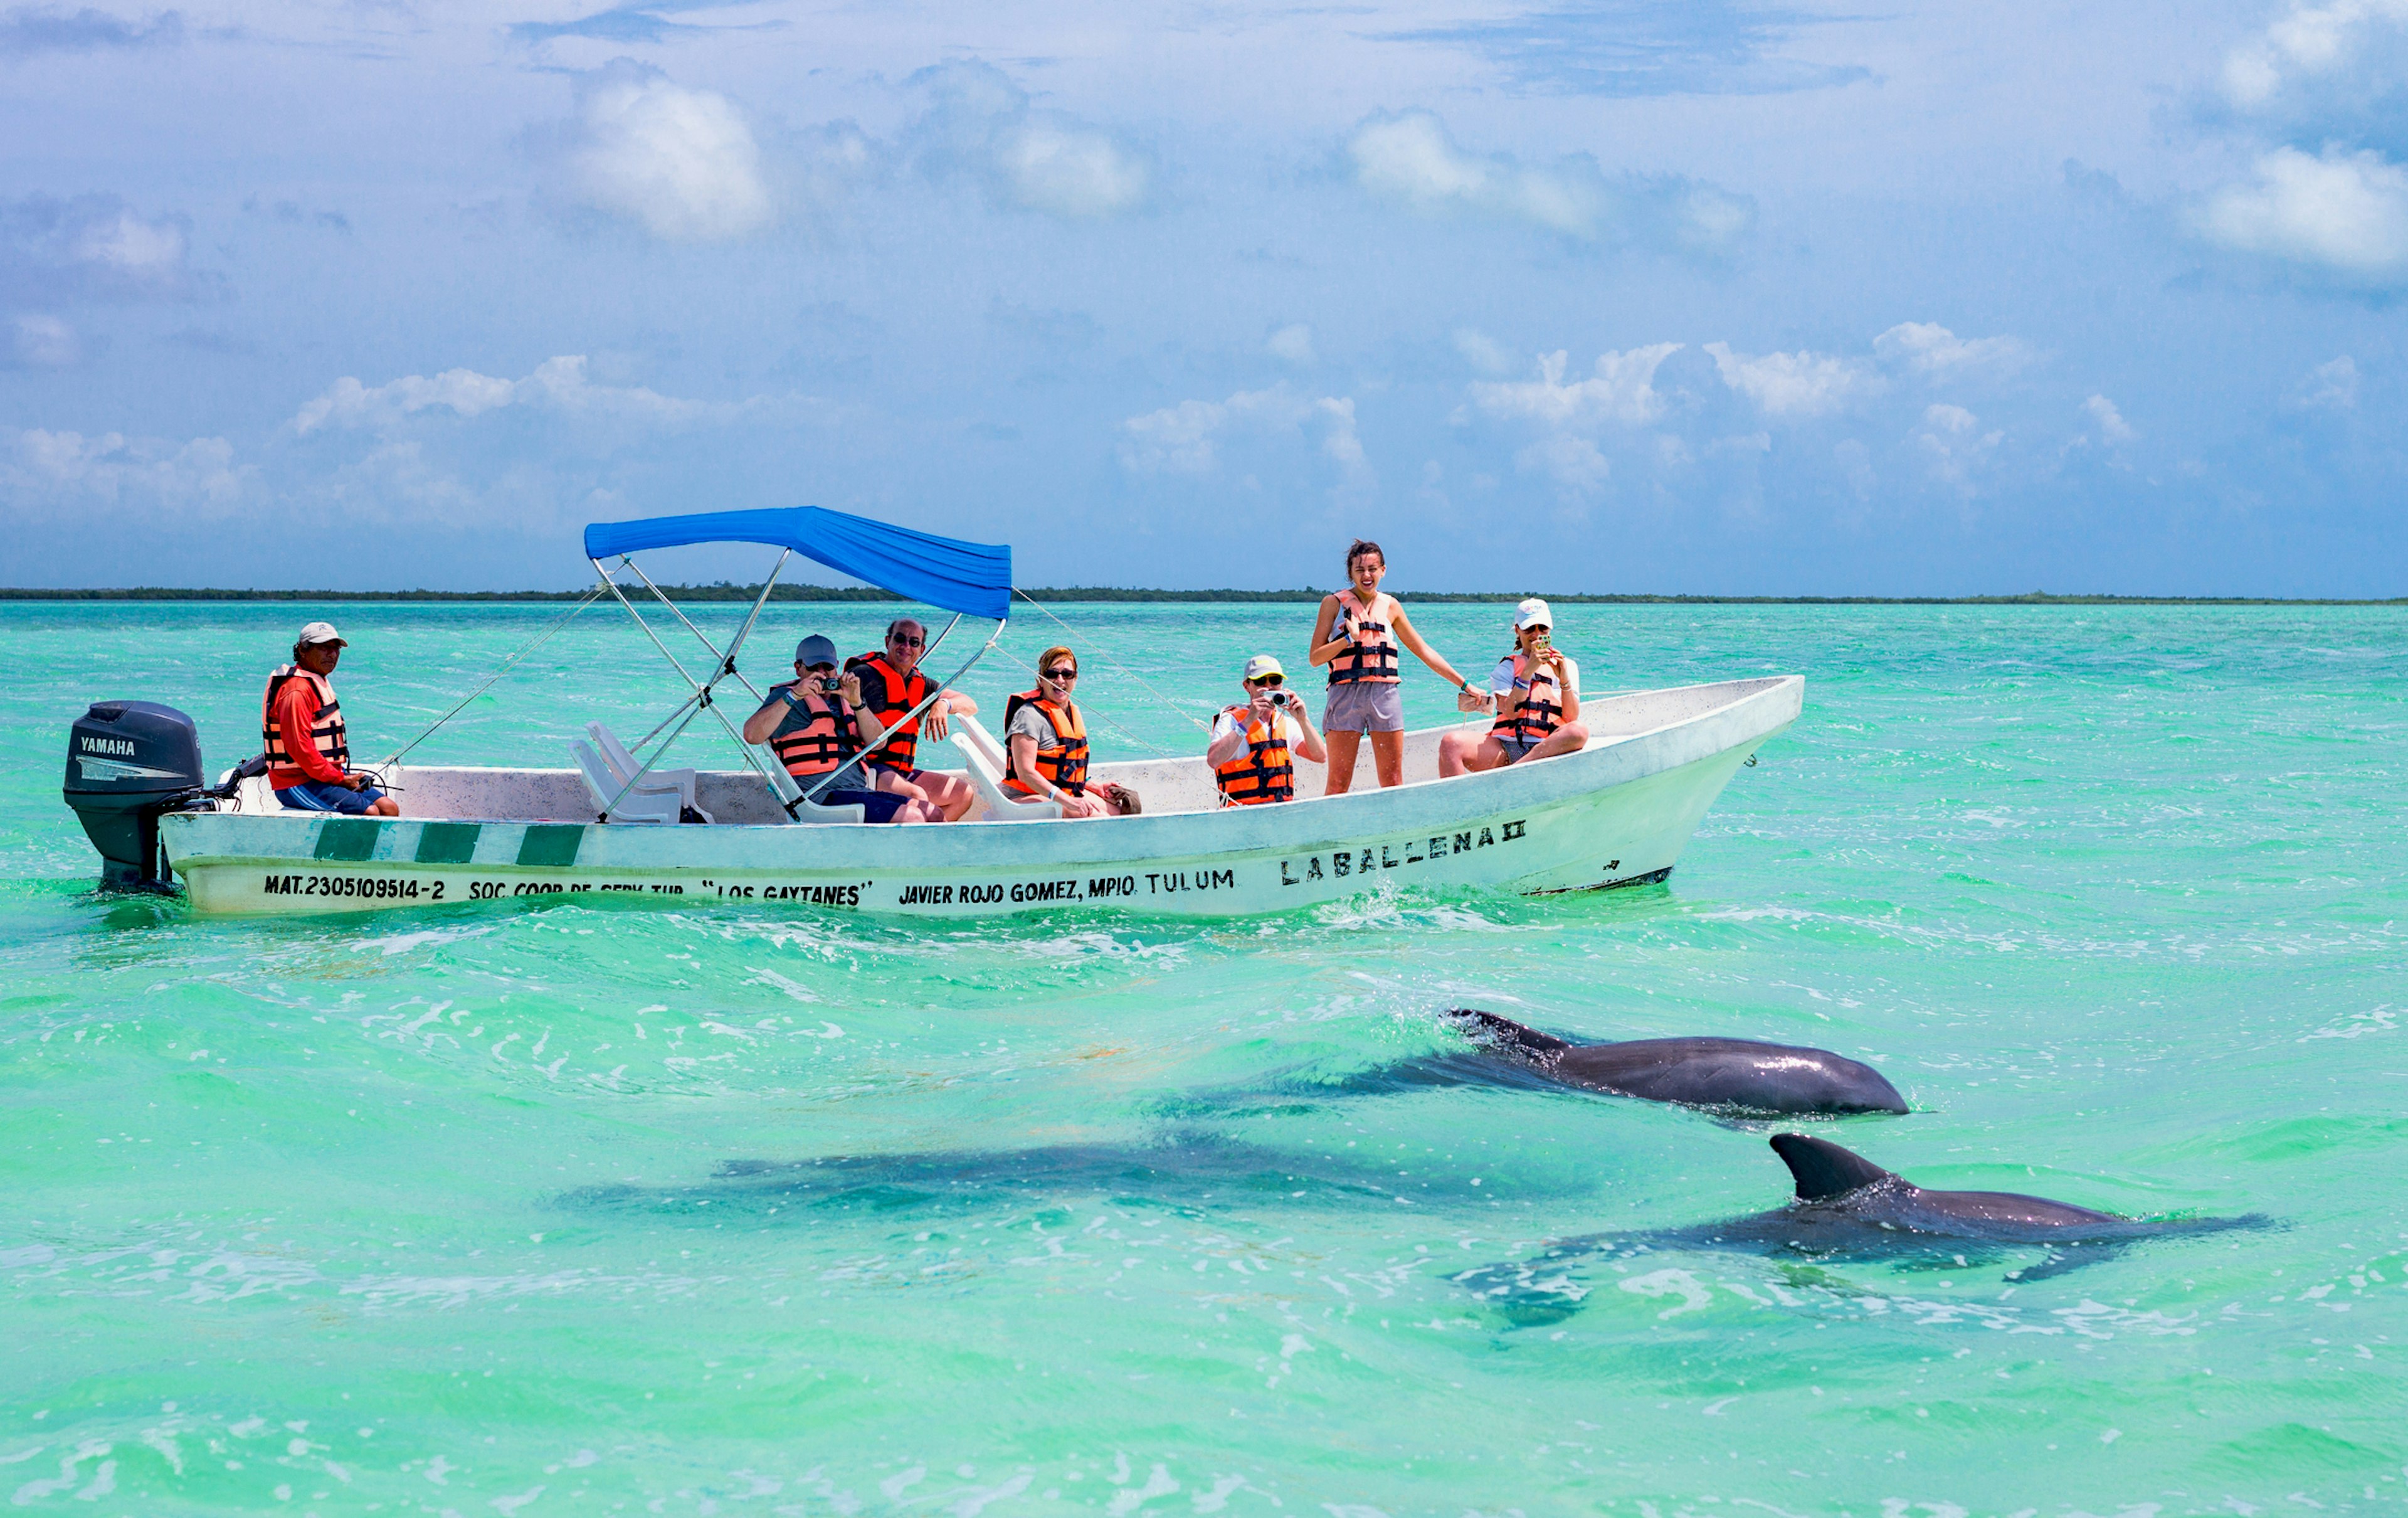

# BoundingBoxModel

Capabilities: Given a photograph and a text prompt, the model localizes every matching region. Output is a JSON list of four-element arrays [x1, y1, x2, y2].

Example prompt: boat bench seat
[[948, 715, 1060, 821]]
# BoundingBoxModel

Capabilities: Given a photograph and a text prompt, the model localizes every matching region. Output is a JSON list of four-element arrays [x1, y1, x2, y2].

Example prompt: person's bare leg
[[370, 794, 400, 816], [1370, 729, 1405, 788], [1524, 722, 1590, 763], [1324, 729, 1362, 795], [924, 772, 977, 821], [1437, 730, 1474, 778]]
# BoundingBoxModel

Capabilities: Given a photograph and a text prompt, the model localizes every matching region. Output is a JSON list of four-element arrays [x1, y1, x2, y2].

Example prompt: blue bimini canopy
[[583, 507, 1012, 621]]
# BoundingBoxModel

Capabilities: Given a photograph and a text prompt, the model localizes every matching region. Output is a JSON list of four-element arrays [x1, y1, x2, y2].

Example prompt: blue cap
[[795, 635, 838, 667]]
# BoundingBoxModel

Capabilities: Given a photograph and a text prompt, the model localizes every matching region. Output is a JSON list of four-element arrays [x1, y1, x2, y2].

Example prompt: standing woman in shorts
[[1307, 539, 1481, 793]]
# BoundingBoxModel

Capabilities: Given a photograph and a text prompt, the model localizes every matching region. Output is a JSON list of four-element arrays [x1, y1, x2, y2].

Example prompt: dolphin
[[1445, 1009, 1910, 1117], [1454, 1132, 2261, 1317]]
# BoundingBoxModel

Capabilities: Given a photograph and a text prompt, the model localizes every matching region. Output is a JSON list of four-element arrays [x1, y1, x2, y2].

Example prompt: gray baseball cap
[[794, 635, 839, 667]]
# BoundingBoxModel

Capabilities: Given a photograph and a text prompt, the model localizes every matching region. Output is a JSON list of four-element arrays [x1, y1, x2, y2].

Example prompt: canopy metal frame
[[589, 549, 1003, 823]]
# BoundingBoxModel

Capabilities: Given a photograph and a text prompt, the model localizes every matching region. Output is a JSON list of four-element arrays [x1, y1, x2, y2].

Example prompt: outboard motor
[[63, 701, 206, 890]]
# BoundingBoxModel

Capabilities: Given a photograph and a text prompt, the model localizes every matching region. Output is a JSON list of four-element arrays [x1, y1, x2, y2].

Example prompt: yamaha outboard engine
[[63, 701, 205, 890]]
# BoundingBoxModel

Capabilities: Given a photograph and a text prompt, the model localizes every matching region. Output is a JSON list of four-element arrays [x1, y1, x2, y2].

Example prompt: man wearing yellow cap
[[1206, 655, 1326, 806]]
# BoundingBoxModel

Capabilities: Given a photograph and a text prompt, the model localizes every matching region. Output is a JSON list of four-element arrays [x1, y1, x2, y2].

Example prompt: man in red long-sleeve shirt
[[264, 621, 399, 816]]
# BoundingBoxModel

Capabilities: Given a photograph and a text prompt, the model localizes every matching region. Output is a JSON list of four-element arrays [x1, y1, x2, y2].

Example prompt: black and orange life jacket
[[1001, 690, 1089, 796], [767, 685, 860, 778], [261, 665, 349, 781], [1213, 705, 1294, 806], [1326, 588, 1400, 685], [859, 654, 932, 771], [1491, 651, 1565, 747]]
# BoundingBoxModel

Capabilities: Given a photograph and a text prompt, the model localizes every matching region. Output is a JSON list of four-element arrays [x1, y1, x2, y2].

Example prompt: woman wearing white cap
[[262, 621, 400, 816], [1207, 655, 1326, 806], [1437, 599, 1589, 777]]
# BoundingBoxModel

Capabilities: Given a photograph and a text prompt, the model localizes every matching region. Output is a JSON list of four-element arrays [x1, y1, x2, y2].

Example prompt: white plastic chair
[[948, 714, 1061, 821], [587, 722, 709, 821], [570, 740, 687, 825]]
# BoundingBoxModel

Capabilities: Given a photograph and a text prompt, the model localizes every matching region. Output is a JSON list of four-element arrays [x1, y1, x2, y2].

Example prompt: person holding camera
[[1438, 599, 1590, 777], [743, 635, 939, 823], [1208, 655, 1328, 806]]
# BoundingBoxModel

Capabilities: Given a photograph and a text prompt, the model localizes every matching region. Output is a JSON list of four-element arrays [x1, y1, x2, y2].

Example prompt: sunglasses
[[1252, 675, 1284, 688], [889, 635, 924, 648], [1043, 667, 1078, 680], [803, 663, 837, 674]]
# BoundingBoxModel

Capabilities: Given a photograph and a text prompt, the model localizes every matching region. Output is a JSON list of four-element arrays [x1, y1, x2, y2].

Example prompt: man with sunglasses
[[850, 617, 980, 822], [742, 635, 939, 823], [1207, 655, 1326, 806]]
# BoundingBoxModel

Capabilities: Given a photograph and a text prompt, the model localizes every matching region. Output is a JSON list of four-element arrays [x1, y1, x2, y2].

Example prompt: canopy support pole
[[593, 558, 798, 813], [798, 614, 992, 811]]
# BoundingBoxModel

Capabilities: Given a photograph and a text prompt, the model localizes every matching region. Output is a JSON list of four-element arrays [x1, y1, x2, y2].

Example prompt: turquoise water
[[3, 601, 2404, 1515]]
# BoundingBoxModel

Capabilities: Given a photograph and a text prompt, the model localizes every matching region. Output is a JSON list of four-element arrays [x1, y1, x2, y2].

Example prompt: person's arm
[[278, 684, 349, 784], [1284, 702, 1327, 766], [1554, 655, 1580, 724], [742, 682, 798, 744], [1390, 604, 1471, 692], [1307, 595, 1351, 668], [848, 669, 894, 754], [1206, 713, 1247, 766]]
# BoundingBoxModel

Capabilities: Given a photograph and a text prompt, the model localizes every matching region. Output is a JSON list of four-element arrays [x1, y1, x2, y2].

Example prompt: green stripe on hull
[[515, 825, 586, 868], [415, 822, 482, 865], [313, 819, 383, 861]]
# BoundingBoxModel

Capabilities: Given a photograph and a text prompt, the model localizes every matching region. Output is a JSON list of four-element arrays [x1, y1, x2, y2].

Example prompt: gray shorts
[[1493, 732, 1541, 764], [1324, 681, 1405, 734]]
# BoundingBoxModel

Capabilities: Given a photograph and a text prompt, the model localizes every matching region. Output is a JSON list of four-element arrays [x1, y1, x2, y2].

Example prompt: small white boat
[[69, 507, 1802, 919]]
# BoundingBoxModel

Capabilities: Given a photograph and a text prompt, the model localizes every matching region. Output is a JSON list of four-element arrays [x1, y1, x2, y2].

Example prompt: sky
[[1, 0, 2405, 596]]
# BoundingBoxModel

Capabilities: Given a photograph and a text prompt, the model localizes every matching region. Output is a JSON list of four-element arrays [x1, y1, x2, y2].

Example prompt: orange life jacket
[[1326, 589, 1400, 685], [1213, 705, 1294, 805], [1491, 651, 1565, 746], [859, 654, 932, 771], [1001, 690, 1089, 796], [261, 666, 348, 782], [767, 685, 860, 778]]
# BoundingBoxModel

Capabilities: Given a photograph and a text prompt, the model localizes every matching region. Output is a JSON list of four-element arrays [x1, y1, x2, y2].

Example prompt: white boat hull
[[161, 675, 1801, 919]]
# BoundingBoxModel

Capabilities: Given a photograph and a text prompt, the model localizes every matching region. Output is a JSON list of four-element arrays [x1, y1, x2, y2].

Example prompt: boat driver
[[1437, 599, 1590, 777], [742, 635, 939, 823], [263, 621, 400, 816], [1207, 655, 1327, 806], [850, 617, 980, 822]]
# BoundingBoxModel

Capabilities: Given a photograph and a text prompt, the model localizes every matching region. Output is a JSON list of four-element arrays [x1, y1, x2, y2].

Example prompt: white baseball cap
[[297, 620, 347, 646], [1513, 598, 1552, 631], [1243, 654, 1286, 682]]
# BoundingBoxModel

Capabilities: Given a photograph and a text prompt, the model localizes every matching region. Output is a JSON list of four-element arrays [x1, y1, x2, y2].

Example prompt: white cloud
[[292, 355, 709, 435], [1914, 403, 2002, 493], [566, 63, 772, 241], [909, 61, 1149, 220], [2298, 354, 2361, 408], [1704, 341, 1878, 416], [1118, 383, 1366, 487], [2199, 146, 2408, 278], [1469, 345, 1683, 428], [2, 427, 250, 515], [2083, 393, 2136, 445], [2221, 0, 2408, 109], [1453, 327, 1514, 374], [994, 123, 1148, 218], [1873, 322, 2033, 379], [1, 193, 199, 301], [1267, 322, 1316, 364], [7, 314, 78, 367], [1515, 433, 1610, 497], [1346, 110, 1751, 254]]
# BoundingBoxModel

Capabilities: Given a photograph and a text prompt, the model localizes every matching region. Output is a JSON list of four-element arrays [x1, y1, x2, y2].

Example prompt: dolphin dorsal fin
[[1770, 1132, 1896, 1201], [1445, 1008, 1574, 1059]]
